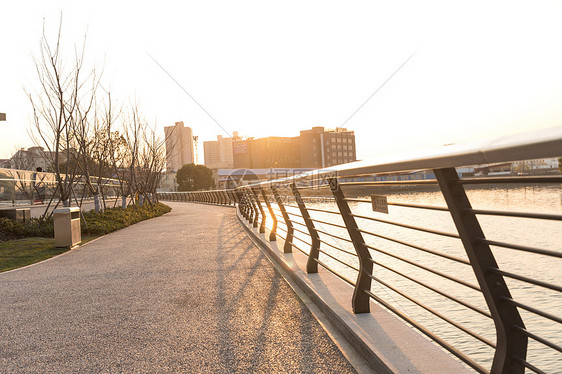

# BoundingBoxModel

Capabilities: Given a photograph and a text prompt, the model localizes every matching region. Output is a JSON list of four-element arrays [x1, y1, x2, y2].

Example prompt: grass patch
[[0, 236, 96, 273], [0, 203, 171, 272]]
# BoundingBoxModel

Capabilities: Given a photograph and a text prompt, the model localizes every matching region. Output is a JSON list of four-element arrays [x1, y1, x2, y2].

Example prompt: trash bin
[[53, 207, 81, 248]]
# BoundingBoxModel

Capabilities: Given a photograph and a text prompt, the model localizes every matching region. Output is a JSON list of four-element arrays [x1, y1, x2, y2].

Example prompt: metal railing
[[158, 126, 562, 374], [0, 168, 123, 207]]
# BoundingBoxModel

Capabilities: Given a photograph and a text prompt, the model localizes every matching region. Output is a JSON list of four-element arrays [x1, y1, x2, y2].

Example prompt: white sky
[[1, 0, 562, 162]]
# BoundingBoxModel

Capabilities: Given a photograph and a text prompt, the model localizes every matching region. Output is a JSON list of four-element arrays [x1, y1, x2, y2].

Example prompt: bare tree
[[27, 18, 93, 212], [26, 17, 165, 215]]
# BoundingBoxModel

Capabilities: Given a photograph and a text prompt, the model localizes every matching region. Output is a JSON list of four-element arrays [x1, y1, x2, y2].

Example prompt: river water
[[272, 184, 561, 373]]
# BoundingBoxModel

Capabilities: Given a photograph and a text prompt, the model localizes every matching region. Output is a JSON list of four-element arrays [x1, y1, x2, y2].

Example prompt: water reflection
[[267, 184, 561, 372]]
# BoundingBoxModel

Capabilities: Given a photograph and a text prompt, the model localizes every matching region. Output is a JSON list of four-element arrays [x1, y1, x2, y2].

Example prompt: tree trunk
[[93, 192, 100, 213]]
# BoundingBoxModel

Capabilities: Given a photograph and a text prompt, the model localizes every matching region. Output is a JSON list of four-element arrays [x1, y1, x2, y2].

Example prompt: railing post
[[242, 190, 251, 221], [245, 189, 257, 225], [251, 187, 267, 233], [291, 183, 320, 273], [261, 186, 277, 241], [271, 185, 293, 253], [242, 190, 250, 219], [238, 190, 247, 217], [250, 190, 261, 227], [328, 177, 372, 314], [434, 167, 527, 374], [237, 190, 246, 218]]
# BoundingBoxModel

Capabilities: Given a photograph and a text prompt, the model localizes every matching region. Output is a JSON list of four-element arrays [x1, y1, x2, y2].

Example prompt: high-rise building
[[300, 127, 356, 168], [233, 132, 252, 169], [203, 135, 234, 169], [249, 137, 301, 168], [164, 121, 195, 172], [218, 127, 356, 170]]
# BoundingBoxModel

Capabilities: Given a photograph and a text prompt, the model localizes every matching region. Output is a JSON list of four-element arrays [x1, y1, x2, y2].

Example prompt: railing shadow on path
[[211, 209, 357, 373]]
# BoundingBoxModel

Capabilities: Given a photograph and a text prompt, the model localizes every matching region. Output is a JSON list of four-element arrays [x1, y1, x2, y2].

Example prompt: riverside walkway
[[0, 202, 356, 373]]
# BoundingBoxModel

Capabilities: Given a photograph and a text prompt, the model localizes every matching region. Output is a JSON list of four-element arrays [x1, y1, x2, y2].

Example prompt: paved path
[[0, 202, 356, 373]]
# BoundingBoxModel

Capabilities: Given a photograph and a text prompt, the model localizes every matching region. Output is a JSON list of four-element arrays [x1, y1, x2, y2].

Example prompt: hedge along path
[[0, 203, 171, 239]]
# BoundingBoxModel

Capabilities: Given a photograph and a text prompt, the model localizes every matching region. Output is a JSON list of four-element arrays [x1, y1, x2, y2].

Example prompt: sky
[[1, 0, 562, 162]]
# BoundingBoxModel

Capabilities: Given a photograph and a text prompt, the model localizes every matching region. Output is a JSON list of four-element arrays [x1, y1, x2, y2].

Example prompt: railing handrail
[[157, 127, 562, 373], [240, 125, 562, 186]]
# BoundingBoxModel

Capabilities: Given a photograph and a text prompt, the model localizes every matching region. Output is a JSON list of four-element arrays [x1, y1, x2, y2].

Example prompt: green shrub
[[0, 203, 171, 239], [0, 217, 54, 240], [81, 203, 171, 235]]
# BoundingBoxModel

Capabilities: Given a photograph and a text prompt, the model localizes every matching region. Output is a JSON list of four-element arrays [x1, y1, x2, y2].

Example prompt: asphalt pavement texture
[[0, 202, 356, 373]]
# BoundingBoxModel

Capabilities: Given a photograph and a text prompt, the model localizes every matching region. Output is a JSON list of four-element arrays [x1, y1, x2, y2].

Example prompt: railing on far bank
[[158, 127, 562, 374], [0, 168, 123, 207]]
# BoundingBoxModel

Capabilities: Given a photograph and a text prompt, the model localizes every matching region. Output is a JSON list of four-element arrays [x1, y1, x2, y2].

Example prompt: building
[[10, 146, 53, 171], [203, 134, 234, 169], [249, 136, 301, 169], [300, 127, 356, 168], [233, 135, 252, 169], [0, 159, 11, 168], [512, 158, 560, 174], [157, 172, 178, 192], [231, 136, 301, 169], [164, 121, 195, 172], [217, 126, 357, 170]]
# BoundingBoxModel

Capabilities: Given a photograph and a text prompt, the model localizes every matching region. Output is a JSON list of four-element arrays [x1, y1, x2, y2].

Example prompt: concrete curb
[[236, 213, 391, 374], [235, 208, 472, 374]]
